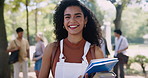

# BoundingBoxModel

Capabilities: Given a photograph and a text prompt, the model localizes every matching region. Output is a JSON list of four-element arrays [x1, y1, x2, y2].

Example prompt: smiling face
[[64, 6, 87, 36]]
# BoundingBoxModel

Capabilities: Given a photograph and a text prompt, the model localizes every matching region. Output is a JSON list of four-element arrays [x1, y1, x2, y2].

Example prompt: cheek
[[19, 34, 22, 36], [20, 33, 23, 36], [79, 19, 85, 26], [64, 19, 68, 26]]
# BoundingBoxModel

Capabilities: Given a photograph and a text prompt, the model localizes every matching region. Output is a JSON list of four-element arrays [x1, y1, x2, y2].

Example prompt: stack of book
[[93, 72, 116, 78], [85, 58, 118, 75]]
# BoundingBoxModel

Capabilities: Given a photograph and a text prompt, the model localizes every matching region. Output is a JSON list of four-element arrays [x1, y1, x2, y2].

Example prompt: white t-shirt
[[114, 36, 128, 56]]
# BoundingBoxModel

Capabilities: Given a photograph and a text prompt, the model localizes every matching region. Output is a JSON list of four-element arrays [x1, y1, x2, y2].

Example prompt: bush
[[134, 55, 148, 76]]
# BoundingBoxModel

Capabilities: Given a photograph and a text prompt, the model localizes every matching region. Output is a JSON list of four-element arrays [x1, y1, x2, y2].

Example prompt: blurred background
[[0, 0, 148, 78]]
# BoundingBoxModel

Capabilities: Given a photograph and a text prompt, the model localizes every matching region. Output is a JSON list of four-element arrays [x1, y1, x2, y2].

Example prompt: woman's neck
[[67, 34, 83, 44]]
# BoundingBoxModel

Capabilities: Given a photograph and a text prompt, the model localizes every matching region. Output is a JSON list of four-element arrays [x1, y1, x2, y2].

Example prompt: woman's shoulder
[[42, 42, 59, 61], [90, 44, 104, 59], [45, 41, 59, 51], [48, 41, 59, 47], [90, 45, 101, 51]]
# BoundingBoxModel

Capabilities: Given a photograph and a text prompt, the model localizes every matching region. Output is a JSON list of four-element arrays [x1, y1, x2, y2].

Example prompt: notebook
[[85, 58, 118, 75]]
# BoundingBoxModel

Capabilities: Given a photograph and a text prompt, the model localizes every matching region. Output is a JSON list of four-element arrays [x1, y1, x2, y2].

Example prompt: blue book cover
[[85, 58, 118, 75]]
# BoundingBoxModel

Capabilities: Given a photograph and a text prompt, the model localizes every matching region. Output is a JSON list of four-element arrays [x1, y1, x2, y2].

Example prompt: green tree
[[134, 55, 148, 76], [121, 6, 148, 43], [26, 0, 30, 43], [12, 0, 57, 45], [113, 0, 127, 30], [29, 0, 55, 34], [29, 0, 57, 43], [0, 0, 10, 78], [111, 0, 143, 30], [81, 0, 104, 25], [126, 57, 135, 69], [5, 0, 31, 43]]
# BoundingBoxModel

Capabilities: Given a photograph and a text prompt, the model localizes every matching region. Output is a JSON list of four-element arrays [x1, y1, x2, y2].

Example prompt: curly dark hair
[[53, 0, 102, 46]]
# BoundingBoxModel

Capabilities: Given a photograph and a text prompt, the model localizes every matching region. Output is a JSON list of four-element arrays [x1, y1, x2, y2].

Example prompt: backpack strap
[[118, 38, 123, 50], [14, 40, 18, 47], [50, 41, 59, 69]]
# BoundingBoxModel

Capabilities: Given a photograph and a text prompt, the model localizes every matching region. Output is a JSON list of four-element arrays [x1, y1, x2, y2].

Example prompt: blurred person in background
[[7, 27, 30, 78], [33, 32, 45, 78], [113, 29, 128, 78], [100, 37, 110, 58]]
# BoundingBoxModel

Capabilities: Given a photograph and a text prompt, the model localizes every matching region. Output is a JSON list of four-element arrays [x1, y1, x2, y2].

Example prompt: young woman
[[39, 0, 104, 78], [33, 32, 45, 78]]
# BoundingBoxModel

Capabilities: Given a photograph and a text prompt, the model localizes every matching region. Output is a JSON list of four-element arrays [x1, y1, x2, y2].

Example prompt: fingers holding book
[[78, 73, 88, 78]]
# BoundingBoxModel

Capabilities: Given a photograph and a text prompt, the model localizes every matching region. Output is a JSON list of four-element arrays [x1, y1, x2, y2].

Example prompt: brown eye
[[76, 16, 81, 18], [64, 16, 70, 19], [65, 17, 70, 18]]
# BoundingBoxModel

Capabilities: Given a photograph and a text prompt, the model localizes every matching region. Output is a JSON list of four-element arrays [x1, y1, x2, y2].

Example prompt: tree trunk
[[0, 0, 10, 78], [141, 64, 146, 76], [26, 0, 30, 44], [114, 4, 124, 30]]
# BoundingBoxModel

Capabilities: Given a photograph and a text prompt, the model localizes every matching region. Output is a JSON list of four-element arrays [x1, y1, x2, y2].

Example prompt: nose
[[69, 17, 76, 23]]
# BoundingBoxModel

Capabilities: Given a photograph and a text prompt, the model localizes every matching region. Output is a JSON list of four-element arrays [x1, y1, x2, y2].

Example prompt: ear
[[84, 17, 88, 25]]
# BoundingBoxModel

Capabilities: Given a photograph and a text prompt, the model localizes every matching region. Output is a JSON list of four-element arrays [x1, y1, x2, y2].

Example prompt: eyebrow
[[64, 13, 82, 16]]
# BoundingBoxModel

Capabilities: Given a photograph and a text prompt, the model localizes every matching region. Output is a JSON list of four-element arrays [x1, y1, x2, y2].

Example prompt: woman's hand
[[32, 58, 37, 61], [117, 50, 121, 53], [78, 73, 88, 78]]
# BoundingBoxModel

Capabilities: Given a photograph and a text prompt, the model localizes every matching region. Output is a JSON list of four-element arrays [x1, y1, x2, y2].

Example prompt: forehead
[[64, 6, 83, 15], [17, 32, 23, 34], [114, 32, 118, 35]]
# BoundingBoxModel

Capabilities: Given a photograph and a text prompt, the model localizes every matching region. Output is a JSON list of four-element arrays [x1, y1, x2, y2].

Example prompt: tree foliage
[[126, 57, 135, 69], [5, 0, 57, 45], [110, 0, 148, 43], [81, 0, 104, 25], [121, 5, 148, 43], [4, 0, 148, 45], [111, 0, 144, 30], [134, 55, 148, 76]]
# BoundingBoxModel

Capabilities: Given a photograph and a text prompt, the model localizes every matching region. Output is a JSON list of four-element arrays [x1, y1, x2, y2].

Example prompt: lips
[[68, 25, 79, 29]]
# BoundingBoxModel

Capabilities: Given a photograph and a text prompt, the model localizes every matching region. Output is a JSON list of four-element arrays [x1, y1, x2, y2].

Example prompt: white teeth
[[70, 25, 77, 27]]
